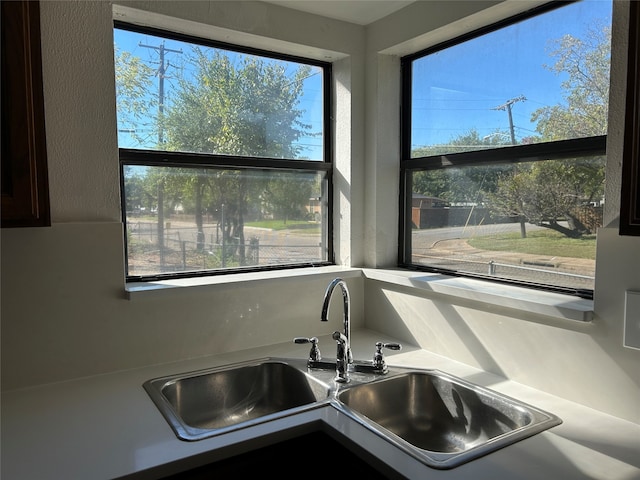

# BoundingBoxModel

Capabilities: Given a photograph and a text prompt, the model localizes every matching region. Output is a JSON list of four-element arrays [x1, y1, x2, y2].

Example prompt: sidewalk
[[415, 238, 595, 290]]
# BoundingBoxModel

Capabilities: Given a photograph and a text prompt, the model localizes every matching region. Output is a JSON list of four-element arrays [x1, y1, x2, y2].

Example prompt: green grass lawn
[[245, 219, 320, 233], [467, 229, 597, 259]]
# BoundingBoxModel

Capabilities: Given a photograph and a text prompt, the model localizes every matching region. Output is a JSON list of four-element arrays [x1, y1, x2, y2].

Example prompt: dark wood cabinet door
[[620, 1, 640, 236], [1, 0, 50, 228]]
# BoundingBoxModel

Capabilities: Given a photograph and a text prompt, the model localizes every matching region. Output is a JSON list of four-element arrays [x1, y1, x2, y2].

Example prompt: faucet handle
[[372, 341, 402, 372], [293, 337, 321, 362], [376, 341, 402, 352]]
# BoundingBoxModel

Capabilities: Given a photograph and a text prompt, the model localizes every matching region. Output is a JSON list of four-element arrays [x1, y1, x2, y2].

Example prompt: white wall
[[1, 0, 638, 425], [362, 0, 640, 423], [0, 0, 366, 389]]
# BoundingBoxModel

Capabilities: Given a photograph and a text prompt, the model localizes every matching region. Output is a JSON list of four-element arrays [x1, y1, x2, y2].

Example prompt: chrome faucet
[[321, 278, 353, 380]]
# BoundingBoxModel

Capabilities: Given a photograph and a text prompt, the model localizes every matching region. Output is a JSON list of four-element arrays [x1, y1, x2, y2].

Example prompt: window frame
[[114, 21, 334, 282], [398, 1, 608, 300]]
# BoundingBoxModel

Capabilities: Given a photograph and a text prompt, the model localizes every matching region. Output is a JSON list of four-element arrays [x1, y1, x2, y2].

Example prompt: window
[[400, 1, 612, 299], [114, 23, 332, 281]]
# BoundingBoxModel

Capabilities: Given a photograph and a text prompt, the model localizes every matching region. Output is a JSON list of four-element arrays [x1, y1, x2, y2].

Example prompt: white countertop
[[2, 330, 639, 480]]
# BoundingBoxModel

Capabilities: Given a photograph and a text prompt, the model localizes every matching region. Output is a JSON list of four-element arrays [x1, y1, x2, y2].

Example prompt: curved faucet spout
[[321, 278, 353, 364]]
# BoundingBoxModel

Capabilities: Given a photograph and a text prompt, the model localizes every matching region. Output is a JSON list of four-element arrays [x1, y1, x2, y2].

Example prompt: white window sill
[[125, 265, 362, 300], [125, 266, 593, 322], [362, 268, 593, 323]]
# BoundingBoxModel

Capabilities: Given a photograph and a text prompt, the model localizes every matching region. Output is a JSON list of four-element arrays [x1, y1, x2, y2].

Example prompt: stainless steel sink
[[336, 369, 562, 469], [144, 358, 560, 469], [143, 358, 331, 441]]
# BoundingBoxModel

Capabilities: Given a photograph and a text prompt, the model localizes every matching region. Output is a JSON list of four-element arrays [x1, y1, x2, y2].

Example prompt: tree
[[532, 24, 610, 139], [263, 172, 315, 224], [412, 128, 510, 159], [489, 162, 584, 238], [114, 48, 156, 146], [412, 22, 609, 239], [489, 24, 610, 238], [158, 48, 313, 258], [165, 49, 310, 156], [116, 40, 315, 258], [412, 129, 513, 205]]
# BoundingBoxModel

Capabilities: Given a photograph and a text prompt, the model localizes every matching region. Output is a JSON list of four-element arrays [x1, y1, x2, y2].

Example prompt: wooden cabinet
[[1, 0, 50, 228], [620, 1, 640, 236]]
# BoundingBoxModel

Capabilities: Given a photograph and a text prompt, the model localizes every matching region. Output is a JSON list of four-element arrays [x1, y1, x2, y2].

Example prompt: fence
[[126, 220, 323, 276], [413, 206, 603, 231]]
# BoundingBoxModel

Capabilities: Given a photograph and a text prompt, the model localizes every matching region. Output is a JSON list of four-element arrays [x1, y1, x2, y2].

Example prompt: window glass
[[402, 1, 612, 297], [410, 1, 611, 156], [115, 28, 324, 160], [409, 155, 604, 292], [124, 166, 328, 277], [115, 25, 331, 280]]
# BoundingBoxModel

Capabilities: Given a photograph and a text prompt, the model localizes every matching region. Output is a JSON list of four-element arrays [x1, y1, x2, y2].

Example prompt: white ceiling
[[263, 1, 416, 25]]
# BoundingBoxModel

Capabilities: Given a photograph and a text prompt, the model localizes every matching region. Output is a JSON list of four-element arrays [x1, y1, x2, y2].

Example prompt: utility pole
[[138, 41, 182, 145], [138, 41, 182, 267], [493, 95, 527, 238], [492, 95, 526, 145]]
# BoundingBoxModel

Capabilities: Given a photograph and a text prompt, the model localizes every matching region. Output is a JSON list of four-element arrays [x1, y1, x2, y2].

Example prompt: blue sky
[[114, 0, 612, 157], [411, 0, 612, 148], [114, 28, 324, 159]]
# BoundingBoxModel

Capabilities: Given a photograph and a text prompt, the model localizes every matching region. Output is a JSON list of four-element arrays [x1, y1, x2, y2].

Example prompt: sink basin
[[336, 369, 561, 469], [144, 359, 331, 441], [144, 358, 560, 469]]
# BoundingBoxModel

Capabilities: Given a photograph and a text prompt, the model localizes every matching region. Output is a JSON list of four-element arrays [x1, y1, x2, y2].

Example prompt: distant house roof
[[412, 193, 449, 208]]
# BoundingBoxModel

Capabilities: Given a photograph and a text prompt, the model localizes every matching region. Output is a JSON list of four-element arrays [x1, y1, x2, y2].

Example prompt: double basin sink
[[143, 357, 561, 470]]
